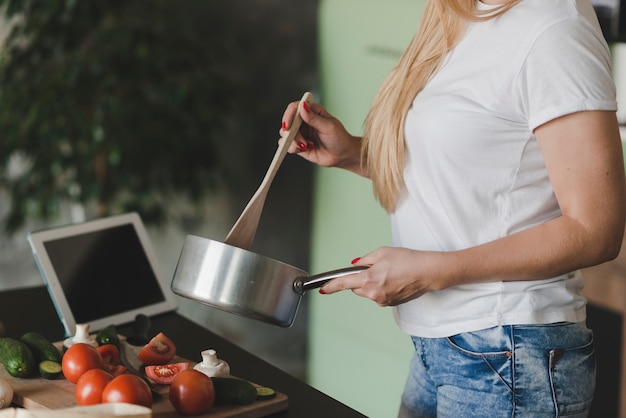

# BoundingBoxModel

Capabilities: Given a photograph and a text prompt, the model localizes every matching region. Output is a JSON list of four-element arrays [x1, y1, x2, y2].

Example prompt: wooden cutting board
[[0, 355, 288, 418]]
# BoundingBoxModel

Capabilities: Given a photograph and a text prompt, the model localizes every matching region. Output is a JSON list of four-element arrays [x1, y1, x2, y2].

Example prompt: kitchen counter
[[0, 285, 366, 418]]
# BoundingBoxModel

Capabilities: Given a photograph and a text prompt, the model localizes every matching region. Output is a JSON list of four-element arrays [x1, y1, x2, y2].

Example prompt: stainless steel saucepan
[[171, 235, 365, 327]]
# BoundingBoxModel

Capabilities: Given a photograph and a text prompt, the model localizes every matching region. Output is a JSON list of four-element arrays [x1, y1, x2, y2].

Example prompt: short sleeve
[[518, 13, 617, 131]]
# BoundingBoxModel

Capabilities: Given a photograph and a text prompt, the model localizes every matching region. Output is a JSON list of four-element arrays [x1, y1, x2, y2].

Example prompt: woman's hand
[[319, 247, 447, 306], [280, 99, 367, 176]]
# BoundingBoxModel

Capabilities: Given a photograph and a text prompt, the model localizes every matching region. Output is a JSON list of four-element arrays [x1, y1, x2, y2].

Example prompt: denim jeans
[[398, 322, 595, 417]]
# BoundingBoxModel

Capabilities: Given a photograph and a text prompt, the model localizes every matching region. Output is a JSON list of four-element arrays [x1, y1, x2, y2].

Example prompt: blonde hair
[[363, 0, 522, 212]]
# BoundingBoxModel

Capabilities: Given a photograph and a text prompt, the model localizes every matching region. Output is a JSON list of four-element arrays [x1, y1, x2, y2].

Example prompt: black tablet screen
[[43, 223, 166, 323]]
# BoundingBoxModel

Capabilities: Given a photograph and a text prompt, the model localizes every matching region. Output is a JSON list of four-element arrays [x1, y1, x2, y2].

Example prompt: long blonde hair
[[363, 0, 521, 212]]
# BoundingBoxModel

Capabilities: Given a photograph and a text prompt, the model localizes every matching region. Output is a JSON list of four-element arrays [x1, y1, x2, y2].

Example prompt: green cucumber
[[19, 332, 62, 363], [0, 337, 36, 378], [212, 377, 257, 405], [38, 360, 62, 380], [256, 386, 276, 400]]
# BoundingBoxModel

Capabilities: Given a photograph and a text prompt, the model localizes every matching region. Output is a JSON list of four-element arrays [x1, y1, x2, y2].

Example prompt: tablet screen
[[43, 223, 166, 324], [28, 213, 177, 337]]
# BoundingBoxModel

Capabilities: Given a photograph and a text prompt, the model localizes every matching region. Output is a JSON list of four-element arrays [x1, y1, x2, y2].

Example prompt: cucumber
[[212, 377, 257, 405], [256, 386, 276, 400], [0, 338, 36, 378], [19, 332, 62, 363], [38, 360, 62, 380]]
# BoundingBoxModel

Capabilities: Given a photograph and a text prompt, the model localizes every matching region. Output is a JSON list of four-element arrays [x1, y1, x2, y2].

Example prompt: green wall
[[308, 1, 426, 417]]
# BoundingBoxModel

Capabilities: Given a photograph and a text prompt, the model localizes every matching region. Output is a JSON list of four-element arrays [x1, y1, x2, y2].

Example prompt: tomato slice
[[105, 364, 127, 377], [145, 362, 190, 384], [137, 332, 176, 365], [97, 344, 121, 366]]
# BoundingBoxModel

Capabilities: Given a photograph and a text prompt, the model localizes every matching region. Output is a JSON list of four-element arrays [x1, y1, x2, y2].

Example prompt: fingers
[[279, 99, 319, 154], [317, 248, 390, 302], [318, 253, 371, 295], [351, 248, 381, 267], [318, 269, 366, 295], [280, 101, 299, 132], [277, 133, 304, 154]]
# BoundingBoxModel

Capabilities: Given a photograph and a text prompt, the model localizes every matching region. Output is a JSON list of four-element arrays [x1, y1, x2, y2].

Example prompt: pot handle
[[293, 266, 368, 295]]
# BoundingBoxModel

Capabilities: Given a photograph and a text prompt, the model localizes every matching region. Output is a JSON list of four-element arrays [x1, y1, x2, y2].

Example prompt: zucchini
[[19, 332, 62, 363], [38, 360, 62, 380], [0, 338, 36, 378], [212, 377, 257, 405]]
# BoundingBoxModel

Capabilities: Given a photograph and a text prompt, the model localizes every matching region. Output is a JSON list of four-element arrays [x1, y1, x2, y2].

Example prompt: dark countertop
[[0, 285, 366, 418]]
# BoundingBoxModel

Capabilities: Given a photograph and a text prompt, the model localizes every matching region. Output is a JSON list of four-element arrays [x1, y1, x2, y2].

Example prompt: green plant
[[0, 0, 244, 233]]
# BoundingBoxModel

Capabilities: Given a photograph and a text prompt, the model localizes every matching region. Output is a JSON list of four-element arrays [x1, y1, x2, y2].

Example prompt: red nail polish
[[298, 142, 308, 151], [303, 101, 310, 112], [351, 257, 361, 265], [307, 142, 315, 150], [282, 121, 287, 130], [319, 288, 326, 294]]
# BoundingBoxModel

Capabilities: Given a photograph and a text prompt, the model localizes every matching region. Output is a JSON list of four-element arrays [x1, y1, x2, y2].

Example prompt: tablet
[[27, 212, 178, 337]]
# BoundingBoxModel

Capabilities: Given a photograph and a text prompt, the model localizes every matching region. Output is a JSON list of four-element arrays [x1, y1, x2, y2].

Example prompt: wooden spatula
[[224, 92, 313, 250]]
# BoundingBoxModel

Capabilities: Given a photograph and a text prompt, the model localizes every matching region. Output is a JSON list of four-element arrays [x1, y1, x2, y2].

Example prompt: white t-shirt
[[392, 0, 617, 338]]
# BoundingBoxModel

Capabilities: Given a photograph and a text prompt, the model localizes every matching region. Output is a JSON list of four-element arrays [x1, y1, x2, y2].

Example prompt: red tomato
[[145, 362, 189, 384], [62, 343, 105, 384], [97, 344, 125, 376], [102, 374, 152, 408], [169, 369, 215, 416], [106, 364, 127, 377], [137, 332, 176, 365], [75, 369, 113, 405], [97, 344, 120, 366]]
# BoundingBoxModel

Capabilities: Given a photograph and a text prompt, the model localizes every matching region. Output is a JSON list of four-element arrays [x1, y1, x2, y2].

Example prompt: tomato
[[145, 362, 189, 384], [96, 344, 126, 376], [62, 343, 105, 384], [97, 344, 120, 366], [105, 364, 127, 377], [75, 368, 113, 405], [169, 369, 215, 416], [137, 332, 176, 365], [102, 373, 152, 408]]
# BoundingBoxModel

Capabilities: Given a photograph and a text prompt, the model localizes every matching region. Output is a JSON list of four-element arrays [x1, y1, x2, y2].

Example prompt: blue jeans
[[398, 322, 595, 417]]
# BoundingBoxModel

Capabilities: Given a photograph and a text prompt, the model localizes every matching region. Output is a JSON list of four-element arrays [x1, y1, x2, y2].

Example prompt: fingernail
[[303, 102, 310, 112], [307, 142, 315, 150], [281, 121, 287, 130], [351, 257, 361, 265], [319, 287, 326, 295], [298, 142, 308, 151]]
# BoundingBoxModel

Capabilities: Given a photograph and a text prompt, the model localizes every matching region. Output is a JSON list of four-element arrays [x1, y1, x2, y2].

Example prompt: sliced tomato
[[105, 364, 127, 377], [97, 344, 124, 375], [145, 362, 190, 384], [97, 344, 120, 366], [137, 332, 176, 365]]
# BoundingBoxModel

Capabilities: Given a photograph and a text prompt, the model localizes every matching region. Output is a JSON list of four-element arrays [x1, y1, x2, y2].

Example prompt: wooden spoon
[[224, 91, 313, 250]]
